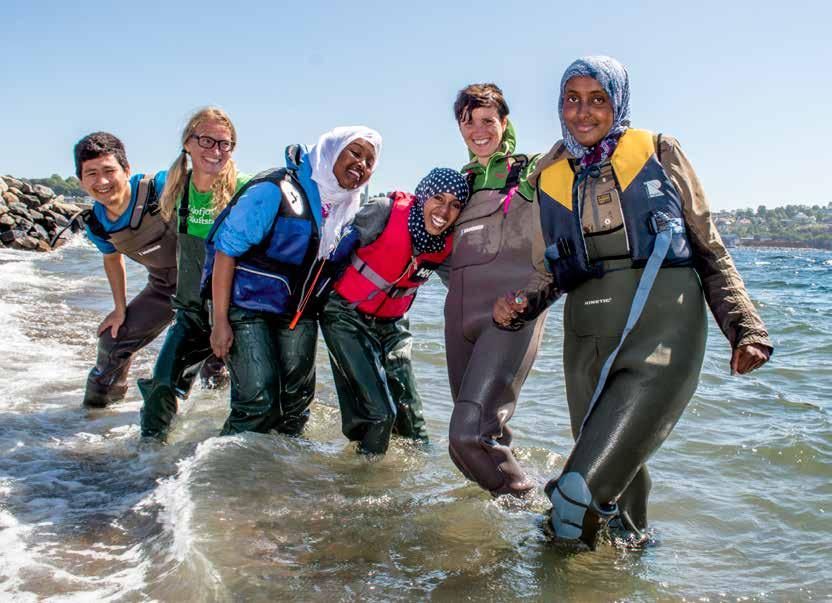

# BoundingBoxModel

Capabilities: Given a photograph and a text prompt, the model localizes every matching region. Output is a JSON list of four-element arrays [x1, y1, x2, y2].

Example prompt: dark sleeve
[[352, 196, 393, 246], [660, 135, 772, 351]]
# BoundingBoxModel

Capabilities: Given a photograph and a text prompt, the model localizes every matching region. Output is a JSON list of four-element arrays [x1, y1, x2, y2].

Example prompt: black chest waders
[[443, 157, 547, 497], [83, 174, 179, 408]]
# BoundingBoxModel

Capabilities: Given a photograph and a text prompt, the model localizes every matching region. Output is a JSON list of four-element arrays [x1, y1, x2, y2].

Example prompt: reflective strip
[[236, 265, 292, 294], [578, 216, 683, 436], [351, 256, 394, 290]]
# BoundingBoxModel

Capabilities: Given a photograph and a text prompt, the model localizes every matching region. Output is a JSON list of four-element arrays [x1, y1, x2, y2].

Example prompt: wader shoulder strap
[[178, 171, 192, 234], [577, 211, 684, 437], [129, 173, 158, 230], [84, 208, 109, 241], [501, 155, 529, 193]]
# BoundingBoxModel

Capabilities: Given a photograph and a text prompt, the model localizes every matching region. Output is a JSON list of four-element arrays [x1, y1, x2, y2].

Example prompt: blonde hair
[[160, 106, 239, 222]]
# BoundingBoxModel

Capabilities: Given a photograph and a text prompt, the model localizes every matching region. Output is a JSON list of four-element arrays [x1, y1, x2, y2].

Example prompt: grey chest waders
[[444, 158, 546, 497], [83, 174, 179, 407]]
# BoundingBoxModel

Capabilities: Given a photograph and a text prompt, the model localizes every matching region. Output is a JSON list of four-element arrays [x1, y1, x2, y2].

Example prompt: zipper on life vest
[[235, 266, 292, 294]]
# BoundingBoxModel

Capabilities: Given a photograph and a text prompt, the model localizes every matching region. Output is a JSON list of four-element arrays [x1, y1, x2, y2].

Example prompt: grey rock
[[3, 176, 24, 190], [8, 201, 30, 216], [31, 223, 49, 240], [33, 184, 55, 200], [15, 217, 35, 231], [18, 181, 34, 195], [0, 214, 15, 229], [52, 200, 83, 216], [1, 229, 26, 244], [47, 211, 70, 227], [29, 210, 45, 222], [20, 194, 43, 209], [16, 235, 39, 250], [0, 178, 7, 195], [3, 191, 19, 205]]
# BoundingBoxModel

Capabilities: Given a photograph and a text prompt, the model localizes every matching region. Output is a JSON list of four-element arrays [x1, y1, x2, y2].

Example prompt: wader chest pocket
[[580, 173, 624, 236], [451, 192, 505, 269]]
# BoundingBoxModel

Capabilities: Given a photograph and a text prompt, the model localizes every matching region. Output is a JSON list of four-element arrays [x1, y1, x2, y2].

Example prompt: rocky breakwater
[[0, 176, 89, 251]]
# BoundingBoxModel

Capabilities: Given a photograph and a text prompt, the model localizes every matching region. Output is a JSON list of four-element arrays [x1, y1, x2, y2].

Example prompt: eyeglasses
[[189, 134, 235, 152]]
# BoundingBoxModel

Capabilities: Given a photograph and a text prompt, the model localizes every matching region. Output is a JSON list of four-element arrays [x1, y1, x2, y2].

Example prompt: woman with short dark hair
[[444, 83, 546, 497]]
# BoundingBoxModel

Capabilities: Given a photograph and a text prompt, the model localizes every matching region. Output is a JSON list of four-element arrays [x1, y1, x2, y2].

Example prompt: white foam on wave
[[134, 437, 233, 592]]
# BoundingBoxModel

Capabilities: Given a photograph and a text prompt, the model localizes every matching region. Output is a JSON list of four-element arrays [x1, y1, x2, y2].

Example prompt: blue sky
[[2, 1, 829, 210]]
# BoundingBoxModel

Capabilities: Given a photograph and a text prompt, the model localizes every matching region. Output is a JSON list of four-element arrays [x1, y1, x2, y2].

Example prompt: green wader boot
[[320, 293, 427, 455], [138, 231, 225, 439]]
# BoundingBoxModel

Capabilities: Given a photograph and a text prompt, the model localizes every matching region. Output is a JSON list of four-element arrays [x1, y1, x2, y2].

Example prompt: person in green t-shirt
[[138, 107, 251, 441]]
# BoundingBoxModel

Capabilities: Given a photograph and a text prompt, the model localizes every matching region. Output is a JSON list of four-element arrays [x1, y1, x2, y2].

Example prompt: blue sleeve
[[153, 170, 167, 196], [214, 181, 282, 257], [85, 223, 117, 254]]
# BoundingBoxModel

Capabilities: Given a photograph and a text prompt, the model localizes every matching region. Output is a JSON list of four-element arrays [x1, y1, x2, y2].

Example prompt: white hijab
[[308, 125, 382, 259]]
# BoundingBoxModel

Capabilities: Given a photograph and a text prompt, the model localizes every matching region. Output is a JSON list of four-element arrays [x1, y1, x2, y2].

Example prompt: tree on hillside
[[30, 173, 85, 197]]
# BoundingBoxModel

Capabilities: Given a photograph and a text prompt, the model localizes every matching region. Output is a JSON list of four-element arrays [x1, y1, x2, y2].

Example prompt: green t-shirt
[[180, 174, 251, 239]]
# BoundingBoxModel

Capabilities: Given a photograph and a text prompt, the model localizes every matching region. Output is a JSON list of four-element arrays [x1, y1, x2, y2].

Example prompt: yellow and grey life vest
[[537, 129, 692, 293]]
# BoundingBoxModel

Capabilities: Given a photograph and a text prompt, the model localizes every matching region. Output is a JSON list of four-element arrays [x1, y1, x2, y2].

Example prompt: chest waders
[[83, 174, 179, 408], [539, 132, 707, 549], [321, 194, 440, 454], [138, 173, 227, 440], [444, 157, 547, 497], [205, 167, 321, 437]]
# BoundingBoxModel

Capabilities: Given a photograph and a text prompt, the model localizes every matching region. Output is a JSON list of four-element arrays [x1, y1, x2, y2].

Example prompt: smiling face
[[458, 106, 507, 165], [332, 138, 376, 190], [561, 76, 615, 148], [183, 120, 234, 181], [422, 192, 462, 236], [79, 154, 132, 215]]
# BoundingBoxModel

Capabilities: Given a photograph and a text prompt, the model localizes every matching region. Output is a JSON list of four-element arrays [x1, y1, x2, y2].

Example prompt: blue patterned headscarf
[[558, 56, 631, 160]]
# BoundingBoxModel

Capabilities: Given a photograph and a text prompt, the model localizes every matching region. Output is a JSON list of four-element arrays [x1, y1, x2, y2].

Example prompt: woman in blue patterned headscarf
[[558, 56, 631, 166], [320, 167, 469, 456], [492, 55, 773, 551]]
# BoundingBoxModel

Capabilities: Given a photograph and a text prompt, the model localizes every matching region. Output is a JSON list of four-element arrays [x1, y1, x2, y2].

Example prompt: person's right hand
[[210, 320, 234, 359], [98, 307, 126, 338], [492, 291, 528, 327]]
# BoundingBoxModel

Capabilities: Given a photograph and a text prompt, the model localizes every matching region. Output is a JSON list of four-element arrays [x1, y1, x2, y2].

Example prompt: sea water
[[0, 239, 829, 601]]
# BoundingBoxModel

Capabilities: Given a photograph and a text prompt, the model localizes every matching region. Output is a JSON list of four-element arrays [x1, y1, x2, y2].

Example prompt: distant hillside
[[714, 203, 832, 250], [28, 174, 85, 197]]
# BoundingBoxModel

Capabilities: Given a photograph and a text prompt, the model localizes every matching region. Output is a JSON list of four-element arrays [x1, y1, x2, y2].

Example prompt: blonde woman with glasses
[[138, 107, 250, 442]]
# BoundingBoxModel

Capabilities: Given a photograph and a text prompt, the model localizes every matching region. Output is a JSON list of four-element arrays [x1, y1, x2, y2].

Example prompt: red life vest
[[333, 192, 452, 318]]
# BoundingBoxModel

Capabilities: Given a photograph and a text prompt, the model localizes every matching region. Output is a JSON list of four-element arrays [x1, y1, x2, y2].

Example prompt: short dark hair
[[74, 132, 129, 177], [453, 83, 510, 124]]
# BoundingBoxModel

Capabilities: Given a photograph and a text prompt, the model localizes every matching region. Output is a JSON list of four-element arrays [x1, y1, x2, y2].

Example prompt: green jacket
[[460, 119, 541, 201]]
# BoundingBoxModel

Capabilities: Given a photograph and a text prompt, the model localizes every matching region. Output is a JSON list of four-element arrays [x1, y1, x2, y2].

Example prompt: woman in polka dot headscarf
[[319, 167, 469, 455]]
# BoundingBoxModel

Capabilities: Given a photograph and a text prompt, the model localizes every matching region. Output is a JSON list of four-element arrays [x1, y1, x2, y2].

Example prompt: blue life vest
[[201, 167, 320, 315], [537, 129, 693, 293]]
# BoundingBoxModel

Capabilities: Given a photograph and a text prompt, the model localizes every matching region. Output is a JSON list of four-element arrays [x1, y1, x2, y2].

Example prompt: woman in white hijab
[[205, 125, 381, 436]]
